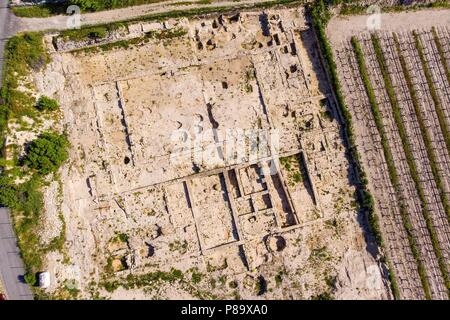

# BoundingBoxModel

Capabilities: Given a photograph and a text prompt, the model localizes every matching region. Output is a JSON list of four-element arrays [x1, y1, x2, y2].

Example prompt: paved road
[[0, 208, 34, 300]]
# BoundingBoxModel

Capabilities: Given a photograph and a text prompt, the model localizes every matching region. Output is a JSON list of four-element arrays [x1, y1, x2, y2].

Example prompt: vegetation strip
[[310, 0, 399, 298], [0, 32, 70, 280], [432, 27, 450, 87], [351, 36, 431, 299], [413, 31, 450, 154], [372, 33, 450, 297], [338, 0, 450, 16], [393, 34, 450, 295], [12, 0, 207, 17], [12, 3, 67, 18]]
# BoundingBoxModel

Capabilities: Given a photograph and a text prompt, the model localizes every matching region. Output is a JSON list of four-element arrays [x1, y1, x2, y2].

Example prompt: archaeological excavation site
[[1, 0, 449, 301]]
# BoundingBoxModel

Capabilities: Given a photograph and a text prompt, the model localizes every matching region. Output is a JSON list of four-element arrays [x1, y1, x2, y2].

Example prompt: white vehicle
[[38, 272, 50, 289]]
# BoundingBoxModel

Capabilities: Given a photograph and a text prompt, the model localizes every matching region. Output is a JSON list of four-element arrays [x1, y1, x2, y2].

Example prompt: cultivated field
[[330, 9, 450, 299]]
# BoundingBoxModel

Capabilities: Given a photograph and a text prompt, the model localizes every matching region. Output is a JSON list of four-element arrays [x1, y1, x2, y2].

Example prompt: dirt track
[[327, 8, 450, 44], [13, 0, 279, 32]]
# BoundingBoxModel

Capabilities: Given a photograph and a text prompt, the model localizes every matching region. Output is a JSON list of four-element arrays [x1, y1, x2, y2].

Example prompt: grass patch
[[36, 96, 59, 112], [169, 239, 188, 254], [170, 1, 196, 6], [69, 0, 171, 12], [190, 269, 203, 284], [111, 232, 129, 243], [275, 270, 284, 286], [12, 4, 67, 17], [60, 24, 125, 41], [1, 32, 49, 117], [101, 268, 184, 292]]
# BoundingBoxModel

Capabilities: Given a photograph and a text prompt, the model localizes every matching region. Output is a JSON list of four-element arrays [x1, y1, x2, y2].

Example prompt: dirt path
[[327, 8, 450, 44], [13, 0, 277, 32]]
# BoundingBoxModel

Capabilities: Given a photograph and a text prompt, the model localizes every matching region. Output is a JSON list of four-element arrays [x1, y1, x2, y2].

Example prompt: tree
[[0, 176, 19, 209], [24, 132, 69, 175], [36, 96, 59, 111]]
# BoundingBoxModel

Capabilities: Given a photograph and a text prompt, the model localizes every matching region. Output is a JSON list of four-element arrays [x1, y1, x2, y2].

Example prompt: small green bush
[[191, 271, 202, 284], [36, 96, 59, 112], [24, 132, 69, 175], [274, 271, 284, 285], [0, 175, 43, 217], [24, 273, 37, 286], [311, 292, 334, 300], [12, 4, 66, 17]]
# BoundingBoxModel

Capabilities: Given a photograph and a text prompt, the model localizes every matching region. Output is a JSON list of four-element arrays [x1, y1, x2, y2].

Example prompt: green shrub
[[0, 176, 19, 209], [36, 96, 59, 112], [311, 292, 334, 300], [12, 4, 66, 17], [274, 271, 284, 286], [61, 25, 113, 41], [24, 273, 37, 286], [0, 174, 43, 217], [255, 276, 266, 296], [191, 271, 202, 284], [102, 280, 120, 293], [24, 132, 69, 175]]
